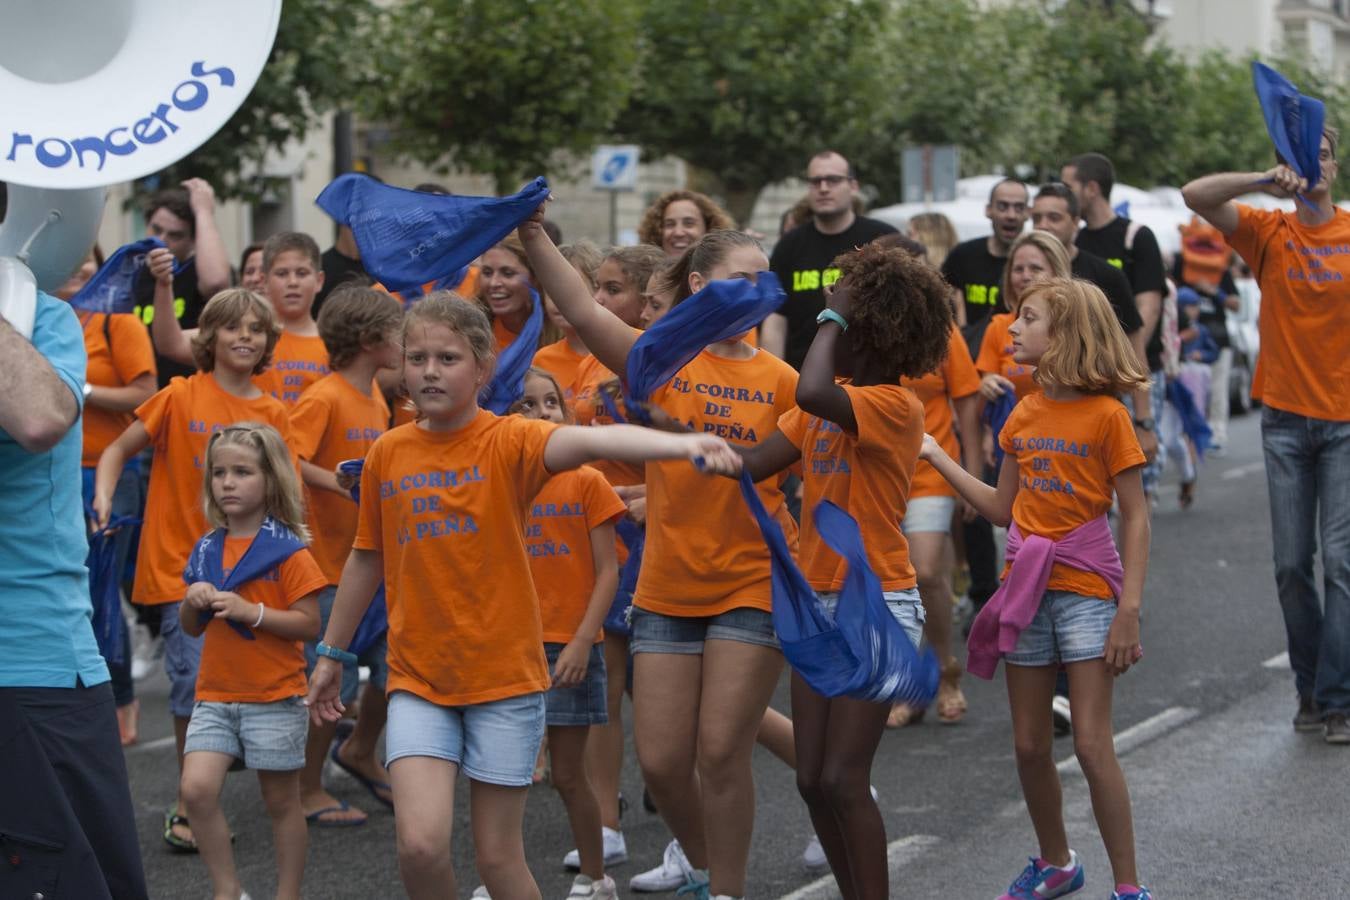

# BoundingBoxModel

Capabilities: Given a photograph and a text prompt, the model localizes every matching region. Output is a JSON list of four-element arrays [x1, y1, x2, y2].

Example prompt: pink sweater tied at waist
[[966, 516, 1124, 680]]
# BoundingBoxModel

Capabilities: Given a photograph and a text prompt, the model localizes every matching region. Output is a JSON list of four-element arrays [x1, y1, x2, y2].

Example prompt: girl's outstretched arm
[[518, 207, 637, 374], [920, 435, 1018, 527], [543, 424, 742, 477], [736, 430, 801, 483], [1107, 465, 1150, 676]]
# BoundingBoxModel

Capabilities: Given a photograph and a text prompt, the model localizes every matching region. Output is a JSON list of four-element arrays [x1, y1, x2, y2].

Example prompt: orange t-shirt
[[998, 392, 1146, 599], [134, 373, 294, 605], [778, 384, 923, 592], [194, 537, 327, 702], [531, 340, 589, 401], [355, 412, 560, 706], [570, 352, 644, 491], [976, 313, 1039, 400], [902, 326, 981, 499], [80, 312, 156, 468], [635, 349, 800, 617], [255, 330, 330, 406], [1226, 205, 1350, 420], [527, 466, 627, 644], [289, 373, 390, 584]]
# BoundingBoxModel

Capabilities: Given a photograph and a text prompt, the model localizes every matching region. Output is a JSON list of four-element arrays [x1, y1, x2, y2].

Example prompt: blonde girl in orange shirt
[[178, 423, 325, 900], [305, 294, 739, 900], [922, 278, 1154, 900]]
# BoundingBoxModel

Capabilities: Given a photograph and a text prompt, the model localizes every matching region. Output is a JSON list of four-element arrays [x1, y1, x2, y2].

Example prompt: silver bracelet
[[252, 603, 265, 628]]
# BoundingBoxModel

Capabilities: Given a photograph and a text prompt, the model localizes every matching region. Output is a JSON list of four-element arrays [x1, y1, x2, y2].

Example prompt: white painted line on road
[[1263, 651, 1290, 669], [124, 734, 176, 754], [1056, 706, 1199, 777], [1221, 461, 1265, 480], [775, 834, 941, 900]]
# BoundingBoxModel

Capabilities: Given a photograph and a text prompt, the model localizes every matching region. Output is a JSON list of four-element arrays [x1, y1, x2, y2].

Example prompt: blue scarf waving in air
[[69, 237, 184, 314], [1252, 62, 1326, 206], [183, 517, 309, 640]]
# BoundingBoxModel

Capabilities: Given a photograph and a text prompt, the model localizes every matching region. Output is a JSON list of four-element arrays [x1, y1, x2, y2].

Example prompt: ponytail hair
[[655, 230, 764, 305]]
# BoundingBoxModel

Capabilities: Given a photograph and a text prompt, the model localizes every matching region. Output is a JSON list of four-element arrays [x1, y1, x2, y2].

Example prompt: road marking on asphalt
[[1221, 461, 1265, 480], [1055, 705, 1198, 777], [776, 834, 941, 900], [124, 734, 177, 754], [1263, 651, 1290, 669]]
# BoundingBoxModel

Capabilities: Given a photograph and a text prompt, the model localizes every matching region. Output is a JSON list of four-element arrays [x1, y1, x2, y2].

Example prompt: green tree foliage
[[149, 0, 379, 201], [619, 0, 896, 224], [363, 0, 642, 195]]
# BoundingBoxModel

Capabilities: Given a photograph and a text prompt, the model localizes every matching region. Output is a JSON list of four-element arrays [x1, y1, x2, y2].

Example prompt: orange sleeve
[[581, 467, 628, 529], [1225, 205, 1275, 276], [975, 319, 1004, 375], [776, 406, 807, 447], [288, 390, 332, 463], [108, 314, 156, 384], [278, 549, 329, 606], [509, 417, 562, 499], [945, 329, 981, 399], [135, 379, 183, 449], [354, 438, 387, 552], [1101, 403, 1147, 478], [997, 400, 1028, 455]]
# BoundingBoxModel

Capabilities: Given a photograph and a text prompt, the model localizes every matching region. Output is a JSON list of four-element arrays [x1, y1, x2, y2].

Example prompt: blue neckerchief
[[1166, 379, 1213, 459], [982, 390, 1018, 470], [481, 287, 544, 414], [326, 458, 389, 653], [183, 517, 308, 640], [315, 174, 551, 295], [735, 471, 939, 705], [69, 238, 184, 314], [620, 273, 786, 425], [1252, 62, 1325, 206], [603, 516, 645, 635]]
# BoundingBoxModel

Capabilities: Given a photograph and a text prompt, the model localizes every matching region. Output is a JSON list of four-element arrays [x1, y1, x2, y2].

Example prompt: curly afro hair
[[834, 242, 952, 381], [637, 190, 737, 248]]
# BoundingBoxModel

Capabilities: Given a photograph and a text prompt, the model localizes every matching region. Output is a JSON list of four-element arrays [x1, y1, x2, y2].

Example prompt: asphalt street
[[124, 408, 1350, 898]]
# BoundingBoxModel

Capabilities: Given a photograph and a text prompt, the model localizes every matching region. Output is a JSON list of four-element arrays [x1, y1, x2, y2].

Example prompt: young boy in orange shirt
[[149, 232, 330, 405], [289, 286, 404, 827], [94, 278, 292, 854]]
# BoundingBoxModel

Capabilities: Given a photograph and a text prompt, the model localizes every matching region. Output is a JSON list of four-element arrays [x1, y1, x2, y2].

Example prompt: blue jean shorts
[[819, 588, 926, 649], [184, 696, 309, 770], [1004, 590, 1117, 667], [159, 601, 202, 719], [544, 642, 608, 727], [385, 690, 546, 787], [629, 604, 780, 655], [901, 495, 957, 534], [304, 586, 388, 707]]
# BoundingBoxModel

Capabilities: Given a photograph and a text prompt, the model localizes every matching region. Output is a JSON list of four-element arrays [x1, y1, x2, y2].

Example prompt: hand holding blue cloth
[[69, 238, 183, 314], [1252, 62, 1326, 203], [327, 458, 389, 654], [183, 517, 309, 639], [315, 174, 551, 295], [85, 511, 141, 665]]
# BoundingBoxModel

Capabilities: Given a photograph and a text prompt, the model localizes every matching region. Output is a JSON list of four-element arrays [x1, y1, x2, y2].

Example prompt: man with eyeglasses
[[763, 150, 896, 370], [1184, 128, 1350, 746]]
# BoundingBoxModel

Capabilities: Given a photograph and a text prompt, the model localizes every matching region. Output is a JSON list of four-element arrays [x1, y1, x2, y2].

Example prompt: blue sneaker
[[1111, 888, 1152, 900], [997, 849, 1085, 899]]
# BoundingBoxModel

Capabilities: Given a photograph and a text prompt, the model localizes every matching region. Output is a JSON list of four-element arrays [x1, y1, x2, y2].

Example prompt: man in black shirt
[[314, 224, 369, 315], [1062, 153, 1163, 470], [130, 181, 231, 387], [764, 150, 896, 370], [1030, 184, 1143, 338], [941, 178, 1030, 340]]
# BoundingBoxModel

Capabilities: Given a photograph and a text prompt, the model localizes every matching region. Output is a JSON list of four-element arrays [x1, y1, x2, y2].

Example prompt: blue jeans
[[1261, 406, 1350, 714], [1124, 370, 1166, 495]]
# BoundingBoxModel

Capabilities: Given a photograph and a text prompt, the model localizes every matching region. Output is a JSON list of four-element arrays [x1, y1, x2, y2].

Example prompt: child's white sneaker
[[567, 874, 619, 899]]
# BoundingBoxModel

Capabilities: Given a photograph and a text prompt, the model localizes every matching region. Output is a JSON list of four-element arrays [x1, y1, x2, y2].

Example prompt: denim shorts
[[159, 601, 202, 719], [629, 604, 780, 655], [184, 696, 309, 770], [901, 495, 957, 534], [1004, 590, 1118, 667], [304, 586, 388, 707], [819, 588, 926, 649], [384, 690, 546, 787], [543, 642, 608, 727]]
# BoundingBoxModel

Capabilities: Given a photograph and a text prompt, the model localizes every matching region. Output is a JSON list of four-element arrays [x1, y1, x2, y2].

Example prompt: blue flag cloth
[[183, 517, 309, 640], [328, 458, 390, 653], [85, 512, 140, 665], [338, 458, 365, 502], [1113, 200, 1130, 220], [481, 288, 544, 414], [1252, 62, 1326, 201], [736, 470, 940, 705], [982, 390, 1018, 470], [315, 174, 551, 295], [69, 238, 183, 314], [604, 517, 645, 637], [621, 274, 787, 423], [1166, 379, 1213, 458]]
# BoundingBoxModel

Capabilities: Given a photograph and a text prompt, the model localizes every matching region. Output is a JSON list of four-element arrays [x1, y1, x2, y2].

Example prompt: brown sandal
[[886, 702, 926, 728], [935, 662, 968, 724]]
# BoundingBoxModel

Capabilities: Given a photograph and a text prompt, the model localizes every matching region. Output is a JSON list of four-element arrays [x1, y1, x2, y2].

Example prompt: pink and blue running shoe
[[997, 849, 1085, 899], [1110, 888, 1152, 900]]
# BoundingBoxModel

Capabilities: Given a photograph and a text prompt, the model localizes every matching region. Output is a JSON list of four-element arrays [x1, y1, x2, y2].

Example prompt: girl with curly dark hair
[[637, 190, 737, 257], [737, 242, 953, 900]]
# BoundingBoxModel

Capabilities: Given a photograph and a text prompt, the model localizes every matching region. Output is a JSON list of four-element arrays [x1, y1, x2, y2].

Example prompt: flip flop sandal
[[886, 703, 926, 728], [163, 809, 197, 853], [304, 800, 368, 828], [330, 736, 393, 810]]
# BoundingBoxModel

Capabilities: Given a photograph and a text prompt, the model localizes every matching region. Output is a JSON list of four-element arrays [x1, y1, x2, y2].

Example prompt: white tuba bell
[[0, 0, 283, 337]]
